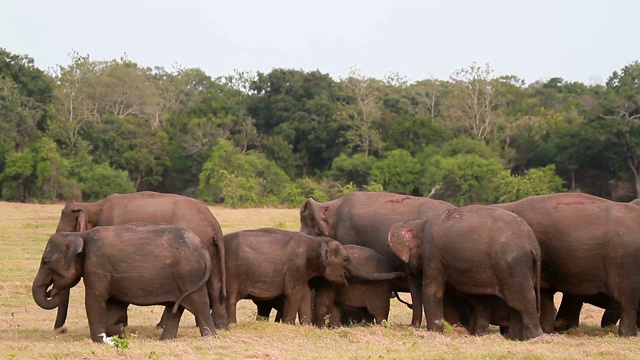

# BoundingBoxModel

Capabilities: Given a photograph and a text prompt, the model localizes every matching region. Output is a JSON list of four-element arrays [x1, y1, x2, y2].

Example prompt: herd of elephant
[[31, 191, 640, 343]]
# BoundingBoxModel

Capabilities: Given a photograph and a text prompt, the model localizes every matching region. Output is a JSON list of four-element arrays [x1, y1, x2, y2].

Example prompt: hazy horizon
[[3, 0, 639, 85]]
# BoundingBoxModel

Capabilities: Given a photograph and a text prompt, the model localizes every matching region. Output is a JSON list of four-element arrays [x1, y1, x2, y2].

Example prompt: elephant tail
[[216, 233, 227, 300], [393, 291, 413, 310], [173, 247, 212, 314]]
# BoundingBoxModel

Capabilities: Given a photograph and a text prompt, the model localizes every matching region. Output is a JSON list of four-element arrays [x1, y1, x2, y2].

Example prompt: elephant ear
[[302, 198, 334, 237], [73, 208, 88, 232], [63, 235, 84, 269], [388, 223, 413, 264], [320, 240, 329, 266]]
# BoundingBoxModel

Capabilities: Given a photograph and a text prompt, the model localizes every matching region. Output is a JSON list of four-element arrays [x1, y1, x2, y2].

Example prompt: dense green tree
[[494, 165, 566, 203], [86, 115, 170, 191], [248, 68, 342, 177], [370, 149, 421, 194], [198, 140, 299, 207], [329, 153, 375, 188], [419, 153, 504, 205]]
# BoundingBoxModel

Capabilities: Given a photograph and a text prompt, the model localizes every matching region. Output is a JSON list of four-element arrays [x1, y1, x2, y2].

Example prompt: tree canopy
[[1, 47, 639, 206]]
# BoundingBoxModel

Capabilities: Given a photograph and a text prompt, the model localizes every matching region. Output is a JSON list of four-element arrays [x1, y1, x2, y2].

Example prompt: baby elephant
[[224, 228, 402, 325], [314, 245, 405, 327], [32, 222, 216, 343]]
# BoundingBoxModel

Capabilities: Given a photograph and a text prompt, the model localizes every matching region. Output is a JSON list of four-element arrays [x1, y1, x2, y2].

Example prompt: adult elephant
[[32, 223, 216, 342], [299, 191, 455, 325], [390, 206, 542, 340], [224, 229, 403, 325], [492, 193, 640, 337], [595, 198, 640, 329], [52, 191, 228, 332]]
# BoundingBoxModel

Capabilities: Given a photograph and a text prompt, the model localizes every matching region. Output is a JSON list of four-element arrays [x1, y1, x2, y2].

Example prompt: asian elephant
[[419, 205, 543, 340], [313, 245, 405, 327], [53, 191, 228, 332], [32, 223, 216, 342], [224, 228, 403, 325], [387, 199, 458, 327], [492, 193, 640, 337], [300, 191, 460, 325]]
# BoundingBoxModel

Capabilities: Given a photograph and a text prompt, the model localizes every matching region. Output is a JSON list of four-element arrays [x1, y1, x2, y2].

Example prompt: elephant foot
[[106, 323, 126, 338], [54, 326, 68, 334], [553, 319, 577, 333]]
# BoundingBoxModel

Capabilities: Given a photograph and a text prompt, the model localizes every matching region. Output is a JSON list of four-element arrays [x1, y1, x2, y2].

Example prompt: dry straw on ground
[[1, 201, 639, 359]]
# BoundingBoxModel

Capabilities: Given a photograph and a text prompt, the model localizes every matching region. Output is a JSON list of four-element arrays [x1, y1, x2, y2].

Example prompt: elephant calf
[[224, 228, 402, 325], [314, 245, 405, 327], [32, 223, 216, 343]]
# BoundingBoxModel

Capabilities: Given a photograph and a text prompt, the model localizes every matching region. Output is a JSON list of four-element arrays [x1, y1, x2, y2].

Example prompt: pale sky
[[2, 0, 639, 85]]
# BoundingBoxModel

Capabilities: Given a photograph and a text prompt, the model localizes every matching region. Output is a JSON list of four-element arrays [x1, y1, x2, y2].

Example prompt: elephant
[[52, 191, 228, 332], [596, 198, 640, 329], [492, 192, 640, 337], [418, 205, 543, 340], [300, 191, 462, 326], [313, 245, 406, 327], [388, 206, 540, 338], [32, 223, 216, 343], [386, 198, 458, 327], [224, 228, 404, 325]]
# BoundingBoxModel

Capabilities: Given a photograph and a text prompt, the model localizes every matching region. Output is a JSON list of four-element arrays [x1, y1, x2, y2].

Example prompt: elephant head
[[56, 203, 90, 233], [32, 233, 85, 310], [387, 219, 427, 269], [300, 198, 340, 238], [319, 239, 404, 285]]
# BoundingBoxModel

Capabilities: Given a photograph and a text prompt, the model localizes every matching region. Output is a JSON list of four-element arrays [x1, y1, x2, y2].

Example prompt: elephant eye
[[343, 255, 349, 263]]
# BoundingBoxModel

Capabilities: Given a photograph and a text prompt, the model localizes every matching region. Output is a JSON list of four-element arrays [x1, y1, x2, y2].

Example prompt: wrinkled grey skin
[[314, 245, 405, 327], [32, 223, 216, 342], [593, 198, 640, 329], [420, 205, 543, 341], [224, 228, 403, 325], [492, 193, 640, 337], [53, 191, 227, 332], [387, 199, 458, 327], [300, 191, 449, 324]]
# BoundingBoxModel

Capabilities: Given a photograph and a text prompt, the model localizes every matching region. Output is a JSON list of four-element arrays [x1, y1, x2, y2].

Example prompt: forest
[[1, 48, 639, 207]]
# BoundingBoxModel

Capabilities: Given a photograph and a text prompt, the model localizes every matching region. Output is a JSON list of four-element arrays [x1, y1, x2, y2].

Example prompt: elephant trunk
[[31, 268, 60, 310], [347, 264, 406, 282]]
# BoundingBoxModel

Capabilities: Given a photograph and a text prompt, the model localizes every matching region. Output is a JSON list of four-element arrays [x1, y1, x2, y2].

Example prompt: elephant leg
[[501, 280, 542, 340], [554, 294, 584, 332], [254, 301, 272, 321], [160, 305, 184, 340], [105, 299, 129, 337], [422, 265, 446, 333], [367, 301, 390, 325], [539, 289, 556, 333], [313, 283, 334, 327], [506, 307, 524, 341], [180, 291, 217, 337], [600, 309, 621, 328], [444, 288, 471, 328], [156, 306, 172, 329], [328, 303, 342, 327], [210, 276, 229, 330], [297, 288, 313, 325], [467, 301, 491, 336], [408, 273, 423, 327], [618, 302, 640, 337], [85, 292, 108, 343], [225, 294, 239, 324]]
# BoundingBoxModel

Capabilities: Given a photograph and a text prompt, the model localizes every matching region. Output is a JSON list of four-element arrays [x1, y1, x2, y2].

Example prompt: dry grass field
[[1, 201, 639, 359]]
